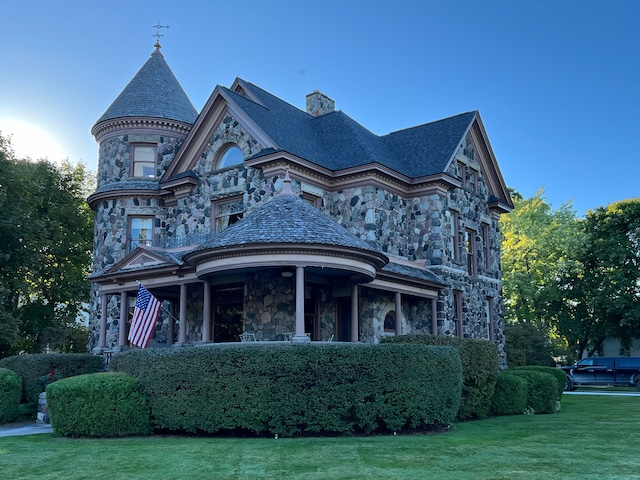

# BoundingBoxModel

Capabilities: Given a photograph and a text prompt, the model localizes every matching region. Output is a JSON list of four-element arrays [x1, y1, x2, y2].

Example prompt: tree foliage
[[500, 189, 583, 362], [502, 190, 640, 362], [0, 133, 94, 357], [558, 199, 640, 358]]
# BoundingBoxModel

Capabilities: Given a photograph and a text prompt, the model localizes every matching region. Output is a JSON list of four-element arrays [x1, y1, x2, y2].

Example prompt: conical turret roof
[[93, 44, 198, 129]]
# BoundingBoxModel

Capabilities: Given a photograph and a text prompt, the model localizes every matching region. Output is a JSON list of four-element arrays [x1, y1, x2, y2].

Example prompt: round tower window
[[218, 146, 243, 169]]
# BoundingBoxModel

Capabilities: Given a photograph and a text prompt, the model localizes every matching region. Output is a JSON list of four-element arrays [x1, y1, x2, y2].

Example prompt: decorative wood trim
[[92, 117, 192, 142]]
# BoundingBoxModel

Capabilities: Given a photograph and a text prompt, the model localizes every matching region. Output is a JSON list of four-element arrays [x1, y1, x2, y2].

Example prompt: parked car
[[561, 357, 640, 391]]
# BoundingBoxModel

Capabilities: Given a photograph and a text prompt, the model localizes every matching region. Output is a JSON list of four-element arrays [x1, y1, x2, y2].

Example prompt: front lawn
[[0, 395, 638, 479]]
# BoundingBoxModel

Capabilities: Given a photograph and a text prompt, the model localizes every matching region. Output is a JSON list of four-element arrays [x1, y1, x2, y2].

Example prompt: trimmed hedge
[[491, 373, 527, 415], [110, 343, 462, 437], [507, 370, 558, 414], [0, 368, 21, 424], [514, 366, 565, 401], [382, 334, 499, 420], [47, 372, 151, 437], [0, 353, 104, 407]]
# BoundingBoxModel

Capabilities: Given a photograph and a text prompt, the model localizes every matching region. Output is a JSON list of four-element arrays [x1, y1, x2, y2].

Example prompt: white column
[[99, 293, 108, 349], [395, 292, 402, 336], [118, 291, 128, 348], [202, 282, 211, 343], [293, 266, 310, 342], [178, 283, 187, 344], [350, 285, 359, 342]]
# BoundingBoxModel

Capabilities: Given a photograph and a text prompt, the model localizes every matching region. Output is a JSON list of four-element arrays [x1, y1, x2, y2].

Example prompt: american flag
[[128, 284, 161, 348]]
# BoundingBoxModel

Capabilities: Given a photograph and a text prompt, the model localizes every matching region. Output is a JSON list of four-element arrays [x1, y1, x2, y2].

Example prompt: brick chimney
[[306, 90, 335, 117]]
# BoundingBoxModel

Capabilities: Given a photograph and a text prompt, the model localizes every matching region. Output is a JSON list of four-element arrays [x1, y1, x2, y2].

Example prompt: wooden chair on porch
[[240, 332, 256, 342]]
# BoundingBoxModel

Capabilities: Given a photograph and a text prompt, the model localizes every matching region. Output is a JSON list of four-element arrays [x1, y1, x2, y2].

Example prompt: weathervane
[[152, 21, 169, 48]]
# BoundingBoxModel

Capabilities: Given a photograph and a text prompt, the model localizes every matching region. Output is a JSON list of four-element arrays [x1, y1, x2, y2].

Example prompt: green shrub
[[491, 372, 527, 415], [47, 372, 151, 437], [110, 343, 462, 437], [382, 334, 499, 420], [0, 368, 21, 424], [507, 370, 558, 414], [0, 353, 104, 407], [514, 366, 565, 401]]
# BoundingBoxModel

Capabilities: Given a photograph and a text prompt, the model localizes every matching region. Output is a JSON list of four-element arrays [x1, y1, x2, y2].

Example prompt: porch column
[[178, 283, 187, 344], [202, 281, 211, 343], [395, 292, 402, 336], [293, 266, 310, 342], [118, 291, 128, 348], [211, 295, 216, 343], [167, 303, 174, 345], [350, 285, 359, 342], [99, 293, 107, 349], [431, 298, 438, 335]]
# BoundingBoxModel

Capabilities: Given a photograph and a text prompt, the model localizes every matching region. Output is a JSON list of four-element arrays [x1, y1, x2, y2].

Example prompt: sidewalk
[[0, 422, 53, 437]]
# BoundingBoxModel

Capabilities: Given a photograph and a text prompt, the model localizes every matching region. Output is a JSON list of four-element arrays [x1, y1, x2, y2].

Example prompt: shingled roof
[[228, 80, 476, 178], [93, 46, 198, 128], [192, 193, 386, 261]]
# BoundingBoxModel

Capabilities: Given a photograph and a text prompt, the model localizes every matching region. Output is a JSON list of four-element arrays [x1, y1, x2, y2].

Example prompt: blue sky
[[1, 0, 638, 216]]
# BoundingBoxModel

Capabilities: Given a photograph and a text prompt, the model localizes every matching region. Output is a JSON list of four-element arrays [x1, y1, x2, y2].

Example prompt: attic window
[[217, 145, 244, 169]]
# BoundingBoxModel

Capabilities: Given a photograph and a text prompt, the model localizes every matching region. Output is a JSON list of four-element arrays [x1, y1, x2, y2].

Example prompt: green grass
[[1, 395, 639, 479]]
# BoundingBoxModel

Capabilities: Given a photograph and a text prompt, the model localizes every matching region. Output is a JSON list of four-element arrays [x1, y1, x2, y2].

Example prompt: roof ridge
[[384, 110, 477, 137], [335, 112, 383, 164]]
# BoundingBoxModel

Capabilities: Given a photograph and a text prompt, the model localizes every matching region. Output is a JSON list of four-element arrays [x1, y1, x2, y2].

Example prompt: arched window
[[384, 311, 396, 333], [217, 145, 243, 169]]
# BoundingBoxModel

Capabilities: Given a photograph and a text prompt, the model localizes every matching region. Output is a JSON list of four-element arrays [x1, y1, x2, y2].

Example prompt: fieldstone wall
[[96, 133, 184, 187], [358, 287, 434, 343], [88, 112, 506, 367], [244, 271, 296, 340]]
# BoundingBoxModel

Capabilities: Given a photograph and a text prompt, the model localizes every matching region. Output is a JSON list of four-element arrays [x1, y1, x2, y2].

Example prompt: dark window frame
[[131, 144, 158, 178], [383, 311, 396, 333], [128, 215, 155, 252], [454, 290, 463, 338], [214, 196, 245, 233]]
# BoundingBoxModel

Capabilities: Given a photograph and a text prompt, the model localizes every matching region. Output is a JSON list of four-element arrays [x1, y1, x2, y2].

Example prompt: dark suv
[[561, 357, 640, 391]]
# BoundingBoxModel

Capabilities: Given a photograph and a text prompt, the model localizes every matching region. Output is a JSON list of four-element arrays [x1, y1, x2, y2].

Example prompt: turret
[[87, 40, 197, 351]]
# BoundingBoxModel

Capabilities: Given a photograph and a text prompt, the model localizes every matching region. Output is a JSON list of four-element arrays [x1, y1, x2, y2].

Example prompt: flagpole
[[135, 280, 180, 323]]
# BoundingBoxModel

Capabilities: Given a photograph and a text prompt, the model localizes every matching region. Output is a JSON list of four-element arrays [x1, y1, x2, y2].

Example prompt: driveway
[[564, 390, 640, 396], [0, 422, 53, 437]]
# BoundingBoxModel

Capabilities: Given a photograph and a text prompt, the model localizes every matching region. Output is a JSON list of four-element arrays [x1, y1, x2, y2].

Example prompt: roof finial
[[279, 167, 295, 196], [152, 21, 169, 50]]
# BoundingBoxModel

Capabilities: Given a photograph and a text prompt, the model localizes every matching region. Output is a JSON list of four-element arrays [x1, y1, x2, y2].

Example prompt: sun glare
[[0, 119, 67, 163]]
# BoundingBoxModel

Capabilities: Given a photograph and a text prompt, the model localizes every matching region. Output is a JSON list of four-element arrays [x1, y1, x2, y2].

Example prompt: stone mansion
[[87, 41, 513, 366]]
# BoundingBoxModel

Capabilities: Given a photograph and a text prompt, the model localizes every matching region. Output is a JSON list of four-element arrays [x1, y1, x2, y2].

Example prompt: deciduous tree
[[559, 199, 640, 358], [0, 133, 94, 357]]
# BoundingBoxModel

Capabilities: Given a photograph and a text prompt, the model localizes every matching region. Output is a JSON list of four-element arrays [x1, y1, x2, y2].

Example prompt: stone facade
[[87, 65, 511, 368]]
